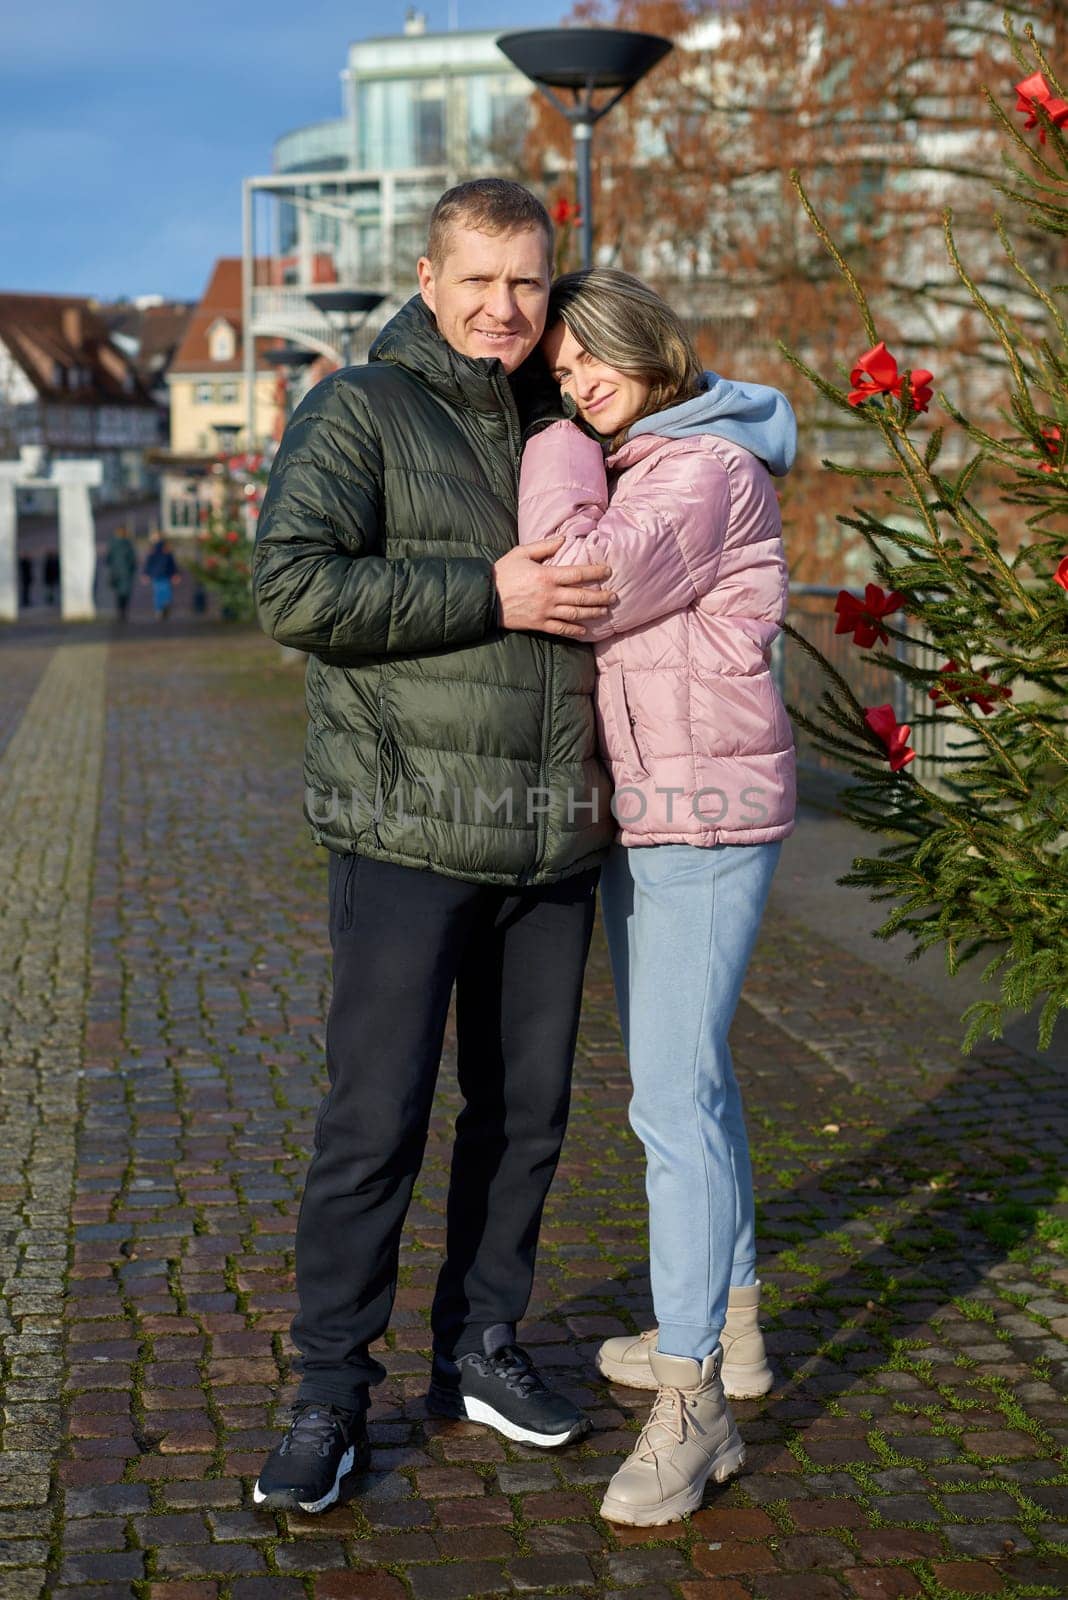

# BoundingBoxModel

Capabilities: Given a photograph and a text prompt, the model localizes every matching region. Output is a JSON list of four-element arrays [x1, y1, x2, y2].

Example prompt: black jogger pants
[[292, 853, 598, 1409]]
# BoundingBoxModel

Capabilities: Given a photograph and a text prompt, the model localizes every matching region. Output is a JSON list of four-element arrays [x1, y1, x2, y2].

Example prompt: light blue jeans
[[600, 841, 781, 1361]]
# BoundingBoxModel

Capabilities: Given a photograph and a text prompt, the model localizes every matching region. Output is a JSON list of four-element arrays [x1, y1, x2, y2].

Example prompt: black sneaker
[[427, 1336, 591, 1448], [253, 1403, 369, 1513]]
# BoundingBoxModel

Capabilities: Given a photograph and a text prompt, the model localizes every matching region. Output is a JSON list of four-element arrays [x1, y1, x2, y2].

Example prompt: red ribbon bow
[[1055, 556, 1068, 592], [1037, 424, 1062, 473], [848, 342, 933, 414], [550, 195, 582, 226], [1015, 72, 1068, 143], [834, 583, 905, 648], [928, 661, 1012, 717], [864, 704, 916, 771]]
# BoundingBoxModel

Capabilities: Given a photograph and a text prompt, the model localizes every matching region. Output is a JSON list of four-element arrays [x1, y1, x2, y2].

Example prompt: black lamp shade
[[308, 289, 386, 317], [497, 28, 672, 92], [264, 346, 319, 368]]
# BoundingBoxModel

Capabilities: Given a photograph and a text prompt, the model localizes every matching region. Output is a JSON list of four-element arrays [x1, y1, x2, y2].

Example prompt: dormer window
[[208, 318, 236, 363]]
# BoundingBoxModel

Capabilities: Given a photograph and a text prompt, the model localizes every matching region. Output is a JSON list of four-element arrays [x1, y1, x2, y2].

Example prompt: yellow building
[[160, 259, 280, 539]]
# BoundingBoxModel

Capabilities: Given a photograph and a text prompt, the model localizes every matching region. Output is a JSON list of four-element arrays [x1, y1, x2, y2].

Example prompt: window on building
[[414, 95, 446, 167], [209, 320, 237, 362], [214, 424, 240, 452], [218, 382, 239, 404], [168, 498, 200, 530], [195, 383, 215, 404]]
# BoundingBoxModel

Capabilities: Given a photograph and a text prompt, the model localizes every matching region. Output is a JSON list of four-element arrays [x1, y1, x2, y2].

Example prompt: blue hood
[[627, 371, 797, 477]]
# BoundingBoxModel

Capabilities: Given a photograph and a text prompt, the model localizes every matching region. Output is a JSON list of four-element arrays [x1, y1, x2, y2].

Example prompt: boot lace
[[280, 1405, 350, 1461], [483, 1344, 549, 1399], [634, 1385, 687, 1461]]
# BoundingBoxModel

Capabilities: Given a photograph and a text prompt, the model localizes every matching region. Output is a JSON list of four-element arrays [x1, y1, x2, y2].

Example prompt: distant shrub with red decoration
[[781, 20, 1068, 1051], [189, 453, 269, 621]]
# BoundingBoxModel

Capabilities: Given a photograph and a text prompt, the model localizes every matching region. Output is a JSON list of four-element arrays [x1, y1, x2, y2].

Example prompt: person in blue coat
[[143, 532, 180, 620]]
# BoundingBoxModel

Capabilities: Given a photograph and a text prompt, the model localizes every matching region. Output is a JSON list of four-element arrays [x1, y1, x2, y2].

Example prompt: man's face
[[417, 224, 550, 374]]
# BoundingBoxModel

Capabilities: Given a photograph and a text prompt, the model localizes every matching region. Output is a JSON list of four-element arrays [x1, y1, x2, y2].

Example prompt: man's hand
[[494, 536, 614, 638]]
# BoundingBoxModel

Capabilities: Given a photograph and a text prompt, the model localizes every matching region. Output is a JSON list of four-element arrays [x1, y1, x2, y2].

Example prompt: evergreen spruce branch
[[944, 209, 1032, 394], [943, 493, 1043, 618], [790, 172, 878, 345], [782, 621, 870, 719], [1038, 990, 1064, 1050], [939, 397, 1026, 460], [996, 215, 1068, 350], [820, 460, 902, 481], [994, 177, 1068, 216], [1023, 22, 1068, 110], [787, 709, 879, 765], [776, 342, 860, 414], [987, 92, 1063, 183], [962, 1000, 1004, 1050], [929, 696, 1032, 794]]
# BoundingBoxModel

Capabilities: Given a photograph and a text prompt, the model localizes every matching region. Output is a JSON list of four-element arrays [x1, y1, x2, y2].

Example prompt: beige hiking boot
[[595, 1281, 774, 1399], [599, 1346, 746, 1526]]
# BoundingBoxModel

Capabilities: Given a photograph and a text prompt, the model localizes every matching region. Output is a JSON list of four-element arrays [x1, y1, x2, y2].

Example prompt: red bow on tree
[[1055, 556, 1068, 592], [848, 342, 933, 414], [1037, 424, 1062, 473], [864, 704, 916, 771], [551, 195, 582, 227], [1015, 72, 1068, 143], [929, 661, 1012, 716], [834, 583, 905, 648]]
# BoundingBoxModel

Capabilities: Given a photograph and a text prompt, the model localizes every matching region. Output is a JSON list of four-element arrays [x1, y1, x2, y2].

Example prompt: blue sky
[[0, 0, 564, 305]]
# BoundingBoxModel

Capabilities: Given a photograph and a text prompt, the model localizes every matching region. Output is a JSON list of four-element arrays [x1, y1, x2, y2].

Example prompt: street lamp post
[[307, 288, 387, 368], [264, 345, 320, 429], [497, 28, 673, 270]]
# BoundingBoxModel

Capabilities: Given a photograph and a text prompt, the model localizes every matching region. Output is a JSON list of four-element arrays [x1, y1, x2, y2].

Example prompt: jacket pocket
[[328, 851, 360, 934], [372, 687, 400, 846], [600, 663, 649, 781]]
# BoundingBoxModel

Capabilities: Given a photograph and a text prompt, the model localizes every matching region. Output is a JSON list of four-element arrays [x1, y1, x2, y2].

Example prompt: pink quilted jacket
[[518, 420, 796, 846]]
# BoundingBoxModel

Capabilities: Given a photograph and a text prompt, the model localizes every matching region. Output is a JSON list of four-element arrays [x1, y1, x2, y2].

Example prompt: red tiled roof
[[170, 260, 271, 375], [0, 292, 154, 406], [170, 255, 340, 376]]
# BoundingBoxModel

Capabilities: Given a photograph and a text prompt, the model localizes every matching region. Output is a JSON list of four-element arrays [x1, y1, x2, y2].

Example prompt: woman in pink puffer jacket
[[518, 268, 797, 1528]]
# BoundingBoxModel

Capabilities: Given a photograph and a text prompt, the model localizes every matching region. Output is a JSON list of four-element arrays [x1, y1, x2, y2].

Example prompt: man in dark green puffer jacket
[[251, 180, 616, 1515]]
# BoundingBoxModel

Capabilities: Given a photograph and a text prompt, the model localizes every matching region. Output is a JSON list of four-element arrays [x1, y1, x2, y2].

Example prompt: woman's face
[[542, 321, 652, 438]]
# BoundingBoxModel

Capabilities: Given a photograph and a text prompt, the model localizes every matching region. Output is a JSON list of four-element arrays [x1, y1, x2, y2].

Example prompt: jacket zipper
[[494, 371, 551, 882]]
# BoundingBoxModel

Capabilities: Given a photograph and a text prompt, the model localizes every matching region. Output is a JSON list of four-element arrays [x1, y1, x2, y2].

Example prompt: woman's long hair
[[547, 268, 703, 447]]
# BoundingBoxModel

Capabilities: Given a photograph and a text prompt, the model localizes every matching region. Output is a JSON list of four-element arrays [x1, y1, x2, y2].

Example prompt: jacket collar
[[369, 294, 560, 427], [370, 294, 508, 416]]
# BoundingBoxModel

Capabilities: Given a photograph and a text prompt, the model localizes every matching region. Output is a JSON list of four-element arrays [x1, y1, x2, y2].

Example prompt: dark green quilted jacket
[[252, 295, 613, 885]]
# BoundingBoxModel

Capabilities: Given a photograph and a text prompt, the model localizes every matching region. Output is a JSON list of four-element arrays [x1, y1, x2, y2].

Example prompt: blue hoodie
[[627, 370, 797, 477]]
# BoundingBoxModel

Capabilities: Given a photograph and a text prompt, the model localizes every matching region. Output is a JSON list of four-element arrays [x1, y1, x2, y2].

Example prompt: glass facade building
[[270, 22, 533, 289]]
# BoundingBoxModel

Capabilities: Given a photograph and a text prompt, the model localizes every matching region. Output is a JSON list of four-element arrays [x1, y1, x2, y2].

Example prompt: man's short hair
[[426, 178, 553, 271]]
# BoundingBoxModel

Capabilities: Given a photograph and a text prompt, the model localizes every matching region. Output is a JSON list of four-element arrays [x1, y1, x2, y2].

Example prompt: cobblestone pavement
[[0, 623, 1065, 1600]]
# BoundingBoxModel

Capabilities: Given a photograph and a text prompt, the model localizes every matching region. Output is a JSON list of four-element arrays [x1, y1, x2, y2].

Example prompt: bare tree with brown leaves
[[523, 0, 1067, 578]]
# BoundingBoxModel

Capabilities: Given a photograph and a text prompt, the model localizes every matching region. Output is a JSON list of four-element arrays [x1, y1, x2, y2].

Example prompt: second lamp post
[[497, 27, 673, 270]]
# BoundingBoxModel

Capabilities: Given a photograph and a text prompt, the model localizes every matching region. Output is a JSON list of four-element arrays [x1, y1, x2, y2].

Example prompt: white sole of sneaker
[[458, 1395, 588, 1449], [599, 1433, 747, 1526], [252, 1444, 355, 1514]]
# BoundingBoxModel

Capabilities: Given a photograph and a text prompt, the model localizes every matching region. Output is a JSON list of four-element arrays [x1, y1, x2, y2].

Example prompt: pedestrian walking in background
[[143, 531, 180, 620], [43, 549, 60, 605], [18, 554, 33, 608], [250, 178, 616, 1516], [520, 267, 797, 1526], [105, 525, 137, 621]]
